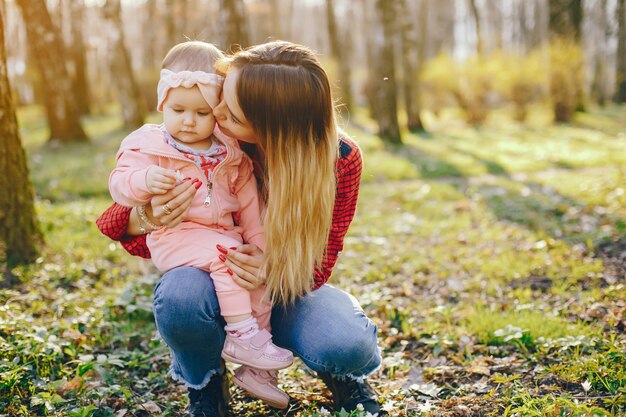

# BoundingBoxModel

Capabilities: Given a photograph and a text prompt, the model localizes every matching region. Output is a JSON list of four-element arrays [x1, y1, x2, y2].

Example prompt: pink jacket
[[109, 124, 265, 251]]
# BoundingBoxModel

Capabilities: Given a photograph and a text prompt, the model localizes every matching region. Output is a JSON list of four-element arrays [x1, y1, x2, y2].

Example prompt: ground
[[0, 105, 625, 416]]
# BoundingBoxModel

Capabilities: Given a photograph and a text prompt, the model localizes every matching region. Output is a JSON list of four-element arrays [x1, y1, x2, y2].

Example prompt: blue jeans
[[153, 266, 381, 389]]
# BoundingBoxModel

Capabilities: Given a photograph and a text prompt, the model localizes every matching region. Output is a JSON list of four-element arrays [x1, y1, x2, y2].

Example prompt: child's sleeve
[[109, 147, 156, 208], [232, 157, 265, 251]]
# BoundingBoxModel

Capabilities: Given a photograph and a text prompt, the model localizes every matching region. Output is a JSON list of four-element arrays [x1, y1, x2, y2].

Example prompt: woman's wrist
[[137, 204, 163, 232]]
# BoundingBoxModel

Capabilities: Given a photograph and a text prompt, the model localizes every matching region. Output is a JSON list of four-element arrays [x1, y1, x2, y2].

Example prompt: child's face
[[163, 86, 216, 147]]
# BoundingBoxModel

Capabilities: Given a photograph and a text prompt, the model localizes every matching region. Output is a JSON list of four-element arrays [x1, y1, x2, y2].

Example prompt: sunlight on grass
[[466, 308, 599, 349]]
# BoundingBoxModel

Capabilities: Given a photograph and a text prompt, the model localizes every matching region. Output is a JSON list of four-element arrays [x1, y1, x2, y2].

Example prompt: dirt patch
[[509, 274, 553, 292], [595, 237, 626, 282]]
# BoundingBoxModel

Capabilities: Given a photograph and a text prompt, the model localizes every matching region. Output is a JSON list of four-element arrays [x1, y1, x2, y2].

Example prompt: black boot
[[185, 371, 229, 417], [318, 372, 385, 416]]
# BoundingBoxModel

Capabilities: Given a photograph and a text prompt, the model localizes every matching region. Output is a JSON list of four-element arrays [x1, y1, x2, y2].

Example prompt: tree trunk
[[15, 0, 88, 142], [488, 0, 503, 51], [468, 0, 483, 56], [165, 0, 178, 48], [0, 6, 41, 267], [219, 0, 250, 51], [548, 0, 583, 40], [529, 0, 547, 50], [269, 0, 282, 39], [103, 0, 147, 130], [398, 0, 425, 132], [372, 0, 402, 144], [142, 0, 157, 69], [616, 0, 626, 103], [590, 0, 609, 105], [325, 0, 353, 113], [548, 0, 584, 121], [69, 0, 90, 115], [360, 0, 377, 119], [428, 0, 455, 58]]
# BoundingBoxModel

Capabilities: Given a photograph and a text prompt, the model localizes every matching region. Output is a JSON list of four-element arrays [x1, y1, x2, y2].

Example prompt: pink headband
[[157, 69, 224, 112]]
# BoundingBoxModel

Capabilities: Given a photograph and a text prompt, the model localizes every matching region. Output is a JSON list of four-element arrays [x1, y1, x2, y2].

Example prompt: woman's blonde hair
[[220, 41, 338, 306], [161, 41, 224, 72]]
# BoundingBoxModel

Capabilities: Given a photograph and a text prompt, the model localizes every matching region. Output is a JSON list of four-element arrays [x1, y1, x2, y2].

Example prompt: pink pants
[[148, 223, 271, 329]]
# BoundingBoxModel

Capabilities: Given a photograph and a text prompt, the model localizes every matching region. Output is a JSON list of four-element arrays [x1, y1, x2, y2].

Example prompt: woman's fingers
[[218, 244, 266, 288], [151, 180, 197, 226], [160, 193, 194, 227], [235, 244, 264, 256], [224, 259, 261, 289], [222, 244, 263, 268]]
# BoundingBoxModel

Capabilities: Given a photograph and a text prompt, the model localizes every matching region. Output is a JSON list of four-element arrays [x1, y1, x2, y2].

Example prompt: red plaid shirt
[[96, 137, 362, 289]]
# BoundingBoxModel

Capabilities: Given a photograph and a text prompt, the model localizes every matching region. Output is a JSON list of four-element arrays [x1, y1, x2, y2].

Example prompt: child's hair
[[161, 41, 224, 73]]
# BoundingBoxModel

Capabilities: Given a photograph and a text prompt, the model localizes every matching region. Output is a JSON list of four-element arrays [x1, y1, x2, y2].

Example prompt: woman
[[97, 41, 383, 417]]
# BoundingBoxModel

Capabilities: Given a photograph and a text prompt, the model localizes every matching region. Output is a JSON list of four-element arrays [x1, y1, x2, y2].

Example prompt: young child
[[108, 41, 291, 408]]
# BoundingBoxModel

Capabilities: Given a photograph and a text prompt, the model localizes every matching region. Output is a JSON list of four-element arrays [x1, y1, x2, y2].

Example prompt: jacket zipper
[[140, 140, 236, 224], [209, 141, 235, 224], [139, 149, 216, 220]]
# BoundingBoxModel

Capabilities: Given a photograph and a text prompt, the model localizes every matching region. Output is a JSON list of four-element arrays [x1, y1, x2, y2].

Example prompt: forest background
[[1, 0, 625, 416]]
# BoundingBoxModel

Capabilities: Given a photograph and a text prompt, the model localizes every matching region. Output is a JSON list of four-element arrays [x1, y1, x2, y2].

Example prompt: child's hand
[[146, 166, 178, 194]]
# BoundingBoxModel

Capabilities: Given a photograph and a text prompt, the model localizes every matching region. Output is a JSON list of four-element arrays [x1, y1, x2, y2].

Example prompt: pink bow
[[157, 69, 224, 112]]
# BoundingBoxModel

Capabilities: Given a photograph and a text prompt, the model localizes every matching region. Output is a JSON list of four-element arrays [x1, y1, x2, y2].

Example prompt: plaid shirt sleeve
[[313, 136, 363, 289], [95, 203, 151, 259]]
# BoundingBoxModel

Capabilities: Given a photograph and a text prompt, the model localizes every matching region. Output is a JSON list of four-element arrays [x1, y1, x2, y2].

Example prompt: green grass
[[2, 104, 626, 416]]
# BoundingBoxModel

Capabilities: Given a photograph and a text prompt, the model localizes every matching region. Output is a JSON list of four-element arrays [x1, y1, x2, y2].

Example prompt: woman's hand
[[149, 178, 200, 228], [217, 244, 265, 290]]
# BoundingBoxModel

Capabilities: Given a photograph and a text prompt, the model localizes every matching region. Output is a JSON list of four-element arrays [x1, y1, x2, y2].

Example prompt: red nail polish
[[216, 245, 228, 254], [194, 182, 202, 189], [229, 247, 237, 250], [218, 254, 226, 262], [226, 268, 233, 275], [183, 177, 191, 181]]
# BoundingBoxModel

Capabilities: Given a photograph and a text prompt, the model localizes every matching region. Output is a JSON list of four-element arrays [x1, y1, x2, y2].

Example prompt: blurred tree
[[166, 0, 178, 48], [15, 0, 88, 142], [616, 0, 626, 103], [529, 0, 548, 50], [269, 0, 282, 38], [398, 0, 425, 132], [372, 0, 401, 143], [0, 6, 41, 267], [468, 0, 483, 56], [549, 0, 582, 40], [325, 0, 353, 113], [142, 0, 158, 69], [219, 0, 250, 51], [548, 0, 584, 122], [102, 0, 147, 130], [69, 0, 90, 115], [428, 0, 455, 59], [487, 0, 503, 51], [591, 0, 611, 106]]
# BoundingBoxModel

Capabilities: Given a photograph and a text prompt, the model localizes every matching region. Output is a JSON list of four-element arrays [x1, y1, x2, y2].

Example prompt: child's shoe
[[222, 328, 293, 370], [232, 366, 289, 409]]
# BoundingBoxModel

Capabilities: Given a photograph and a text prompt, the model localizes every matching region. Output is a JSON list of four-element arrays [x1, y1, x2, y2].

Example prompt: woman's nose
[[213, 101, 226, 120]]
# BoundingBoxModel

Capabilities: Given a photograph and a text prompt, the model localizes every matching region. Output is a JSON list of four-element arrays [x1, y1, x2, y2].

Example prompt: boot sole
[[232, 374, 290, 409]]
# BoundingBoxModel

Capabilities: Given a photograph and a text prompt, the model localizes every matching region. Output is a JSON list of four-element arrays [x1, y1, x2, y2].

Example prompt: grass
[[2, 104, 626, 416]]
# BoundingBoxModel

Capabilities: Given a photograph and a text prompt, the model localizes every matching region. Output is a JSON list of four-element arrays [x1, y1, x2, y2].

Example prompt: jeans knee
[[311, 321, 380, 376], [154, 267, 222, 339]]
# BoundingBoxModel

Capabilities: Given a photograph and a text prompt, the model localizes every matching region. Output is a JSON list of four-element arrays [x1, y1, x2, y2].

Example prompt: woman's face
[[214, 68, 258, 143]]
